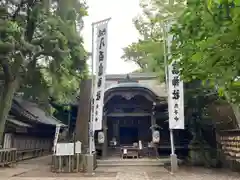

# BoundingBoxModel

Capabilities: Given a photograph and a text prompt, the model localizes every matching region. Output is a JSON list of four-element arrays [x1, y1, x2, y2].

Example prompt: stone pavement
[[1, 156, 240, 180], [0, 156, 51, 178]]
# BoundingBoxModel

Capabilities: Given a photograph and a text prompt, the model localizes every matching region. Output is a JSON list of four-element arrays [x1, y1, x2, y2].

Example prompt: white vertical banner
[[168, 61, 184, 129], [53, 124, 61, 154], [93, 21, 109, 131], [166, 22, 184, 129]]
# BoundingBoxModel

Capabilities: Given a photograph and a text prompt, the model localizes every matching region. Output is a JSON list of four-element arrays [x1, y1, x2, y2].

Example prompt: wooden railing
[[17, 148, 50, 161], [13, 136, 52, 151], [0, 147, 51, 167], [0, 148, 17, 167]]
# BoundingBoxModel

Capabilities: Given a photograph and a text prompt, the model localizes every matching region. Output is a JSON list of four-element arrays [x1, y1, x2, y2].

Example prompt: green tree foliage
[[0, 0, 88, 144], [171, 0, 240, 104], [123, 0, 239, 105], [121, 0, 185, 81]]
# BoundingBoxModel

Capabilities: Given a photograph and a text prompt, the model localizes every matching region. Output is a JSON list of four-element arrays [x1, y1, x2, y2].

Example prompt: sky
[[82, 0, 142, 74]]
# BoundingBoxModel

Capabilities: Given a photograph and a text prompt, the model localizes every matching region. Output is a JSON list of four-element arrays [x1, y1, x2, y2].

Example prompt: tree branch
[[25, 0, 38, 42], [12, 0, 27, 20], [0, 57, 13, 82]]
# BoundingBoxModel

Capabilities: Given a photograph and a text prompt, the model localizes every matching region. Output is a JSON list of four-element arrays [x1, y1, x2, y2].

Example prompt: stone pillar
[[102, 113, 108, 158]]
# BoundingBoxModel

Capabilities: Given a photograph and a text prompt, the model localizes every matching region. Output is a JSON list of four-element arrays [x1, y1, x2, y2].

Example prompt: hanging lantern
[[98, 131, 104, 144], [152, 130, 160, 143]]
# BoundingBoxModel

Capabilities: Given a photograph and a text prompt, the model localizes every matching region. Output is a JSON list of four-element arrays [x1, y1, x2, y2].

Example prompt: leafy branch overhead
[[171, 0, 240, 104], [0, 0, 88, 104], [121, 0, 185, 81], [122, 0, 239, 105], [0, 0, 89, 143]]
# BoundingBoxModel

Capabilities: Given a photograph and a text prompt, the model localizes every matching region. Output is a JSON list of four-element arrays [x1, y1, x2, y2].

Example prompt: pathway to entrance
[[1, 156, 240, 180]]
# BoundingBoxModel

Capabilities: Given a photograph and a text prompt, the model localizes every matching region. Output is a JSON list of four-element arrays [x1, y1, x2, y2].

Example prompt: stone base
[[51, 153, 97, 173], [188, 147, 215, 167], [188, 149, 203, 166], [170, 154, 178, 173], [86, 154, 95, 174]]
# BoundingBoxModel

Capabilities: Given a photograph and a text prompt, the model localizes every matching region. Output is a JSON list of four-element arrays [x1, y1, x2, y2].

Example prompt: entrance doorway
[[119, 127, 138, 145], [107, 116, 151, 147]]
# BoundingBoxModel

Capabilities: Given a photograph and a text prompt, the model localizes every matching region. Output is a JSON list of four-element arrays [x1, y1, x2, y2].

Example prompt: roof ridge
[[12, 98, 38, 119]]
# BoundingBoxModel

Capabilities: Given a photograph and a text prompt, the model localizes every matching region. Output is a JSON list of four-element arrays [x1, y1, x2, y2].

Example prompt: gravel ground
[[1, 156, 240, 180]]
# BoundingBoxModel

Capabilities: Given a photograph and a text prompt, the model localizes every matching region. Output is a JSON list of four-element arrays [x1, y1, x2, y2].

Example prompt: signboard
[[75, 141, 82, 154], [93, 22, 109, 130], [56, 143, 74, 156], [55, 142, 82, 156]]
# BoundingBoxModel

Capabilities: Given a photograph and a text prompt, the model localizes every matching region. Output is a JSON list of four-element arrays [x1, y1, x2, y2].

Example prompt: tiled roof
[[105, 82, 156, 92], [14, 97, 66, 127], [11, 99, 38, 121], [106, 73, 158, 80], [7, 116, 32, 127]]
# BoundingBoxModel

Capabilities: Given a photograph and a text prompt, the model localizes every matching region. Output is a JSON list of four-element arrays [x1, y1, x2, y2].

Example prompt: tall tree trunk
[[43, 0, 51, 11], [0, 78, 19, 147], [75, 79, 92, 153], [224, 93, 240, 128], [57, 0, 74, 19], [231, 104, 240, 127]]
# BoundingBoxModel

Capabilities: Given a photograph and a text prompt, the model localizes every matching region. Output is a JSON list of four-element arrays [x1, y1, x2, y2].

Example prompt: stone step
[[98, 162, 165, 167], [97, 158, 173, 167]]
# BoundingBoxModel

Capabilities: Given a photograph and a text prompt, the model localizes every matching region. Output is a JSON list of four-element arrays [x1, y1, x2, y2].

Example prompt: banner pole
[[92, 18, 111, 26], [89, 18, 111, 155], [163, 20, 178, 172], [89, 22, 95, 155]]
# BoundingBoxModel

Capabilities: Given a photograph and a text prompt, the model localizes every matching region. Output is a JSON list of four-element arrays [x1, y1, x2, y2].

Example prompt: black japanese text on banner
[[168, 61, 184, 129], [93, 22, 108, 130], [166, 22, 184, 130]]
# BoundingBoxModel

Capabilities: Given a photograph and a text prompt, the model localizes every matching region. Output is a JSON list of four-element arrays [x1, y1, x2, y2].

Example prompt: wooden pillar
[[151, 112, 156, 130], [116, 120, 119, 142], [151, 102, 156, 131], [102, 113, 108, 158], [113, 120, 119, 141], [75, 79, 92, 153]]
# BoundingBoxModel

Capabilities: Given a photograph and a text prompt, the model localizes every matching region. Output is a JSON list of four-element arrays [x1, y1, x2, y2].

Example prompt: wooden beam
[[106, 103, 151, 109], [107, 112, 151, 117]]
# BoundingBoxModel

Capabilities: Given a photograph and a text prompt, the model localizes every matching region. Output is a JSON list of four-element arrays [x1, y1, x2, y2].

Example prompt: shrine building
[[95, 72, 191, 158]]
